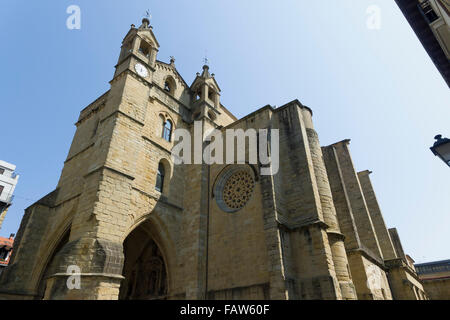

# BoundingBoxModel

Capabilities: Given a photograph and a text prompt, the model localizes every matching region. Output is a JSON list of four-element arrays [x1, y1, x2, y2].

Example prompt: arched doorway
[[119, 223, 168, 300], [36, 227, 71, 299]]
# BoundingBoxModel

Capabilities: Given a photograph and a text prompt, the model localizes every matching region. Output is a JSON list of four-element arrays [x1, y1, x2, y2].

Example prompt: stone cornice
[[114, 53, 156, 73], [100, 110, 145, 127], [65, 143, 95, 163], [48, 272, 125, 280], [84, 165, 135, 181], [277, 218, 329, 233], [385, 258, 423, 282], [132, 187, 183, 211], [347, 247, 386, 270], [142, 135, 172, 155]]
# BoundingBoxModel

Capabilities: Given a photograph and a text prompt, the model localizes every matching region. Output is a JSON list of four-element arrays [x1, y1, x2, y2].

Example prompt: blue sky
[[0, 1, 449, 263]]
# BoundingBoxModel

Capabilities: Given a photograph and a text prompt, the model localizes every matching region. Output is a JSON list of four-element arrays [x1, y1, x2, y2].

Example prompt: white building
[[0, 160, 19, 230]]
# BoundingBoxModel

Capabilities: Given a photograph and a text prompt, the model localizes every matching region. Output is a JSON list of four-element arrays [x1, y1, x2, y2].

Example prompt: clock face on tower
[[134, 63, 148, 78]]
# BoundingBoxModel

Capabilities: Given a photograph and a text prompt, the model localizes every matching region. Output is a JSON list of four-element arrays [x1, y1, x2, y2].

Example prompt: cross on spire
[[203, 49, 209, 66], [141, 10, 151, 28]]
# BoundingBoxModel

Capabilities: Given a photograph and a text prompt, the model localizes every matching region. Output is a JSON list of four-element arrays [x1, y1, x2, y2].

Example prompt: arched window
[[138, 41, 151, 58], [162, 119, 172, 142], [164, 81, 171, 92], [155, 163, 165, 192], [164, 77, 176, 95]]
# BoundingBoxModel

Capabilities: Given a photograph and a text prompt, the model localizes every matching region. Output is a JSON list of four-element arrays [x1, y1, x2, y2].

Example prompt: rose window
[[215, 169, 255, 212]]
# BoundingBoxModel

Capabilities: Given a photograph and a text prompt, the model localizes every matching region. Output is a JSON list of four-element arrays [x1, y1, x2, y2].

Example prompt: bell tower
[[190, 64, 221, 121], [114, 17, 160, 82]]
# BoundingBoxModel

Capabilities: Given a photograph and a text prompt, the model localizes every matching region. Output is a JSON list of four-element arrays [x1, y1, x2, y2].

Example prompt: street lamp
[[430, 135, 450, 168]]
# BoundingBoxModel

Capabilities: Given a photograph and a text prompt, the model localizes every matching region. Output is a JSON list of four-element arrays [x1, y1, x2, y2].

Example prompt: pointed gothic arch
[[163, 75, 177, 95], [119, 216, 175, 300], [35, 225, 71, 299]]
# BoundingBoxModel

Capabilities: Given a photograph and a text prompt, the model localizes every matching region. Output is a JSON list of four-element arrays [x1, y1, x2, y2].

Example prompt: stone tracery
[[222, 171, 255, 211]]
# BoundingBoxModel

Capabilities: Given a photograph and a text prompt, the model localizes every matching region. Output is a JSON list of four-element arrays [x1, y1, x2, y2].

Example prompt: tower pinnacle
[[141, 10, 151, 29]]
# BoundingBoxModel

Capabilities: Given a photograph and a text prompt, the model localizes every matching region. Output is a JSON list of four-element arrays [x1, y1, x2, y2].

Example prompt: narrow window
[[0, 185, 3, 197], [92, 119, 100, 138], [0, 168, 4, 175], [208, 89, 214, 101], [138, 41, 151, 58], [155, 163, 165, 192], [162, 120, 172, 142], [164, 81, 171, 93], [194, 88, 201, 101]]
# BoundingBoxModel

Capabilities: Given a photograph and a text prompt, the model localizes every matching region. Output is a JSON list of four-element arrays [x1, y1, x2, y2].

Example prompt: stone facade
[[415, 259, 450, 300], [0, 18, 426, 300]]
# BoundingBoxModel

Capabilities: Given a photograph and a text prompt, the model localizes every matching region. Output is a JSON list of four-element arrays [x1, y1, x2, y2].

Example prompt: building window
[[164, 81, 171, 92], [208, 89, 214, 101], [139, 41, 151, 58], [155, 163, 165, 193], [0, 185, 3, 197], [162, 120, 172, 142], [163, 77, 176, 95], [194, 88, 201, 101], [419, 1, 439, 24], [0, 168, 4, 175]]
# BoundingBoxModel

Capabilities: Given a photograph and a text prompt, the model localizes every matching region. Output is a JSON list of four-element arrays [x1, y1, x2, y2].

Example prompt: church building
[[0, 17, 426, 300]]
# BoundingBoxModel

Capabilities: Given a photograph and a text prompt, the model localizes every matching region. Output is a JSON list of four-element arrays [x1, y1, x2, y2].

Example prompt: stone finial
[[141, 10, 152, 29], [141, 17, 150, 28], [201, 64, 211, 78], [170, 56, 175, 65]]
